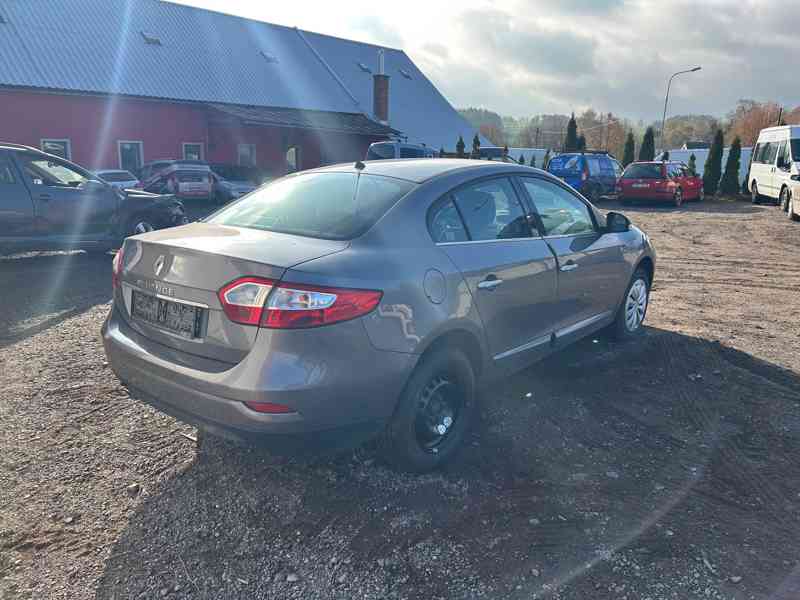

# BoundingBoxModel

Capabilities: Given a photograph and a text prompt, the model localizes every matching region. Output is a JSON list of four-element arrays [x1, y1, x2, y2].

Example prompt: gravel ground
[[2, 197, 800, 600]]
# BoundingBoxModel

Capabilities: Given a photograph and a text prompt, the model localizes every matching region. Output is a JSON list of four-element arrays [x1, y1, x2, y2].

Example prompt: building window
[[182, 142, 204, 161], [238, 143, 256, 167], [286, 145, 301, 173], [118, 141, 144, 172], [40, 139, 71, 160]]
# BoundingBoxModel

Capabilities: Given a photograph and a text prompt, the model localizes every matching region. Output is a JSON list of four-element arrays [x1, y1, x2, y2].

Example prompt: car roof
[[95, 168, 134, 174], [308, 158, 545, 184]]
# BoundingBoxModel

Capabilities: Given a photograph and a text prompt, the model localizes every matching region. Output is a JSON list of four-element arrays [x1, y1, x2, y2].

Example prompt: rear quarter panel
[[282, 172, 491, 360]]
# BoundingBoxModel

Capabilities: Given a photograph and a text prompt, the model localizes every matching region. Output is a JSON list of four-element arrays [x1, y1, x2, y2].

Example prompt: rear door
[[17, 152, 118, 239], [519, 176, 628, 343], [0, 150, 36, 238], [433, 176, 558, 367]]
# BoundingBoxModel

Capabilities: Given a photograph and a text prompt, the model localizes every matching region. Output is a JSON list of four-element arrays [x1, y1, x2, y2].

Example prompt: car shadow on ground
[[0, 251, 111, 348], [96, 327, 800, 600]]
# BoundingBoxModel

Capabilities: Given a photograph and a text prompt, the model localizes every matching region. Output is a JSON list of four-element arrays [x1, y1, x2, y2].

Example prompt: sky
[[171, 0, 798, 121]]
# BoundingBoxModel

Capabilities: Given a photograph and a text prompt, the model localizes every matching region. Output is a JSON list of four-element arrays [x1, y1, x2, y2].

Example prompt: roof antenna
[[354, 160, 366, 170]]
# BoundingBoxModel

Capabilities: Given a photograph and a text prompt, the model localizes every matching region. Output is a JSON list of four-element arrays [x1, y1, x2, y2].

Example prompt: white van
[[748, 125, 800, 207], [366, 141, 436, 160]]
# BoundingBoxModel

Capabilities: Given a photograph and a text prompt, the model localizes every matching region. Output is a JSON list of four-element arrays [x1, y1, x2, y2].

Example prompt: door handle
[[560, 261, 578, 272], [477, 276, 503, 290], [39, 193, 52, 201]]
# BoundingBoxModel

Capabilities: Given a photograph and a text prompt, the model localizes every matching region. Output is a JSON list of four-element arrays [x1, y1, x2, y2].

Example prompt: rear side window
[[208, 172, 414, 240], [451, 178, 530, 241], [429, 199, 468, 243], [587, 157, 601, 175], [622, 164, 663, 179]]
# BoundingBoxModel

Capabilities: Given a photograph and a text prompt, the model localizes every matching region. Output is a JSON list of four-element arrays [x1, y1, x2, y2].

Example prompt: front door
[[431, 176, 558, 367], [17, 152, 118, 239], [0, 150, 36, 239], [519, 176, 628, 342]]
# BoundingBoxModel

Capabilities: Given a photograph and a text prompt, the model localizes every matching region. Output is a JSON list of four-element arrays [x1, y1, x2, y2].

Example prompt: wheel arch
[[417, 326, 486, 379], [635, 256, 655, 286]]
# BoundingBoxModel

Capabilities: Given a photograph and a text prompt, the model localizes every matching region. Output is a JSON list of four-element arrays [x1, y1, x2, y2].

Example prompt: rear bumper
[[102, 303, 417, 445], [619, 189, 673, 200]]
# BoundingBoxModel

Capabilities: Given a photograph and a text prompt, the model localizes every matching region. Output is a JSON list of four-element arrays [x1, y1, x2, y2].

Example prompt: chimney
[[373, 48, 389, 125]]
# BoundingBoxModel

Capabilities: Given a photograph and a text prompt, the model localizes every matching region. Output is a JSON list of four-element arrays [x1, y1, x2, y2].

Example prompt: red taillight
[[112, 246, 124, 289], [217, 277, 383, 329], [218, 277, 275, 325], [244, 401, 293, 414]]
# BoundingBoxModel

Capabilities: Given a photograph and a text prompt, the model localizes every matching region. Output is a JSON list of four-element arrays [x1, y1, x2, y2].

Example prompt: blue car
[[547, 151, 622, 203]]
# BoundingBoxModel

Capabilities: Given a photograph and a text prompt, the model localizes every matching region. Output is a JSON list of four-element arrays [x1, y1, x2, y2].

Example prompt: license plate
[[131, 291, 202, 339], [632, 183, 649, 188]]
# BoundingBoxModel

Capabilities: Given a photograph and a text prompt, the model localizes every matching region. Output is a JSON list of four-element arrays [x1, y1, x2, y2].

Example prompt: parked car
[[102, 159, 655, 472], [788, 178, 800, 221], [748, 125, 800, 209], [94, 168, 140, 191], [546, 151, 622, 203], [366, 141, 436, 160], [209, 164, 260, 205], [617, 161, 703, 207], [0, 143, 187, 254], [141, 160, 213, 201]]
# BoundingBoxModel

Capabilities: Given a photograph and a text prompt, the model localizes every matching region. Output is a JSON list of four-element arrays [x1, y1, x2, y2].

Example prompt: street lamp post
[[659, 66, 701, 153]]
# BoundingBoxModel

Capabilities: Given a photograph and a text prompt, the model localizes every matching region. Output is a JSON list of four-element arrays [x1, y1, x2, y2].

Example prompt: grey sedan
[[102, 159, 656, 472]]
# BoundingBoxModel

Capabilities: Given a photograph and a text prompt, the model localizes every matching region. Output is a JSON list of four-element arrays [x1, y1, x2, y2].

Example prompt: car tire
[[379, 347, 476, 473], [609, 267, 650, 340], [780, 187, 790, 212], [789, 192, 800, 222], [673, 188, 683, 207], [127, 216, 155, 237], [751, 182, 761, 204]]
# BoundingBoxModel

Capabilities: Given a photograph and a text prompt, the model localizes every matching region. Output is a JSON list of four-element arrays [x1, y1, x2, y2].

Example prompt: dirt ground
[[2, 197, 800, 600]]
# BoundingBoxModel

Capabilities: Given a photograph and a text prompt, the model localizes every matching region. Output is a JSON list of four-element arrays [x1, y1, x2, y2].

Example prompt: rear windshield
[[208, 172, 414, 240], [547, 155, 582, 173], [622, 164, 663, 179], [366, 143, 396, 160], [99, 171, 136, 182]]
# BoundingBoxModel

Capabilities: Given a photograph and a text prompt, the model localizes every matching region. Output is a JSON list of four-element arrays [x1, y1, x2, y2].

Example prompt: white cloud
[[171, 0, 796, 119]]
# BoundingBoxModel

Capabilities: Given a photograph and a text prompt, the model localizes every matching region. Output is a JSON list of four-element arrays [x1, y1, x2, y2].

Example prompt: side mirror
[[606, 211, 630, 233]]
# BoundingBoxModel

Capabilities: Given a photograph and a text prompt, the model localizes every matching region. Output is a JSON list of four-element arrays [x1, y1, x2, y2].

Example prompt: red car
[[617, 161, 703, 206]]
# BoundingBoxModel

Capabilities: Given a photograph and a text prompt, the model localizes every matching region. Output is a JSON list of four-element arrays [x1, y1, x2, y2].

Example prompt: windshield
[[622, 163, 663, 179], [547, 155, 582, 173], [207, 172, 414, 240]]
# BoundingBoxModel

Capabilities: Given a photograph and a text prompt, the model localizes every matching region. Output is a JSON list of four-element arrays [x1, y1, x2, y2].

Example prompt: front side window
[[238, 144, 257, 167], [451, 178, 530, 241], [208, 172, 413, 240], [20, 154, 90, 187], [521, 178, 595, 237], [428, 199, 468, 243], [41, 139, 71, 160]]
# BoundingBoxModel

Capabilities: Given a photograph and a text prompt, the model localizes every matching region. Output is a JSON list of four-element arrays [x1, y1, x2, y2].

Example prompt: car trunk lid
[[117, 222, 348, 363]]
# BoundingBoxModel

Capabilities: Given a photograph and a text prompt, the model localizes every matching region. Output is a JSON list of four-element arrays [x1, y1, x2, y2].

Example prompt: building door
[[119, 141, 143, 172], [286, 145, 301, 173]]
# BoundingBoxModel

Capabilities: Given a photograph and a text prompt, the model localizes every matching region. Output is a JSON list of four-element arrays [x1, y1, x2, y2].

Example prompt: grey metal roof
[[208, 104, 398, 137], [0, 0, 482, 149]]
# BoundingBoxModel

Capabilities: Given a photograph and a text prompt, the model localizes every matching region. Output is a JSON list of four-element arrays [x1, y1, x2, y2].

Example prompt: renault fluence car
[[103, 159, 656, 472]]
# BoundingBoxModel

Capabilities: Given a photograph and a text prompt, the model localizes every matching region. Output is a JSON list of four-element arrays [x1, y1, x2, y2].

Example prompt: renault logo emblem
[[153, 255, 165, 277]]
